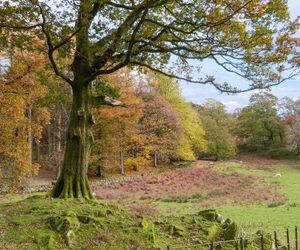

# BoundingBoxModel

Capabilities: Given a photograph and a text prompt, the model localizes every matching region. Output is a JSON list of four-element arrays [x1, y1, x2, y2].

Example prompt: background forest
[[1, 51, 300, 191]]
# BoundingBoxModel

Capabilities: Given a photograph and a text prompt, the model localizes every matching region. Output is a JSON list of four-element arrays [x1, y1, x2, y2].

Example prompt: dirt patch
[[94, 165, 284, 207]]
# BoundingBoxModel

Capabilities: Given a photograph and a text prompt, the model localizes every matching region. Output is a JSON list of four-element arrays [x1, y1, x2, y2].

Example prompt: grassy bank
[[0, 195, 246, 249]]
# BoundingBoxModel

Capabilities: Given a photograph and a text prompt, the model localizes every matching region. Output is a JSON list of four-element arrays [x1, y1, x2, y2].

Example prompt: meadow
[[95, 156, 300, 237], [1, 155, 300, 249]]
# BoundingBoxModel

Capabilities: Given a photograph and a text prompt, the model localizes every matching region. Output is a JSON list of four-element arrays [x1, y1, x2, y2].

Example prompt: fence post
[[210, 241, 214, 250], [274, 231, 278, 250], [287, 228, 290, 250], [296, 226, 298, 250], [240, 237, 244, 250], [261, 234, 264, 250]]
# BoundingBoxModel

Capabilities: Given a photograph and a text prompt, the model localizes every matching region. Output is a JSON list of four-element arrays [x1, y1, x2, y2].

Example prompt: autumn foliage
[[0, 50, 50, 189]]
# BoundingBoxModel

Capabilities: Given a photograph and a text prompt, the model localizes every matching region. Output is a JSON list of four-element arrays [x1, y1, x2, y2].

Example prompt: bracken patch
[[94, 165, 284, 206]]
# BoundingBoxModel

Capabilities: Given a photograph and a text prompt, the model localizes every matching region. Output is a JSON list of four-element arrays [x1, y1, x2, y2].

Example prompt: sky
[[180, 0, 300, 112]]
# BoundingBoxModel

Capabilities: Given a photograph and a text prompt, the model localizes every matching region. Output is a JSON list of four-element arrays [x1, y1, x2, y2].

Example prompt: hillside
[[0, 194, 269, 250]]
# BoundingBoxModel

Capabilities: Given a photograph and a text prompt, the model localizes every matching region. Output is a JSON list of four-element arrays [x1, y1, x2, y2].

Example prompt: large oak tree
[[0, 0, 299, 199]]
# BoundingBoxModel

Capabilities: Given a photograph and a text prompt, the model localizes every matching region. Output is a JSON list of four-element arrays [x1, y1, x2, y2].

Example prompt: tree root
[[49, 175, 94, 200]]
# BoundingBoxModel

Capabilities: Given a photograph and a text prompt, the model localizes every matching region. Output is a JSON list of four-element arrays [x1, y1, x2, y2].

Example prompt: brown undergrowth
[[94, 165, 284, 207]]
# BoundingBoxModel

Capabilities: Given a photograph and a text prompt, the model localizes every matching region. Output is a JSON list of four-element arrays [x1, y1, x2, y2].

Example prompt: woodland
[[0, 0, 300, 249]]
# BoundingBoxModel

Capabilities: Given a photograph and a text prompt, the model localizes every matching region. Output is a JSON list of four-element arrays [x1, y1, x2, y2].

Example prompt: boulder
[[222, 222, 238, 240], [47, 211, 81, 246], [198, 209, 218, 221]]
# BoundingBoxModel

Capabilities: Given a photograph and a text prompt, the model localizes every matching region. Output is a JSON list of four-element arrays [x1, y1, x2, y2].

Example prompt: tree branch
[[0, 65, 32, 85], [52, 28, 81, 51], [130, 60, 300, 94], [91, 0, 166, 70], [92, 95, 126, 107], [37, 3, 73, 85], [0, 23, 42, 30]]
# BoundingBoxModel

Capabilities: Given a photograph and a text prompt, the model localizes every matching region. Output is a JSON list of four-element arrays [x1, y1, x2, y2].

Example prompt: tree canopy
[[156, 74, 207, 160], [235, 92, 285, 152], [195, 99, 236, 160], [1, 0, 299, 91]]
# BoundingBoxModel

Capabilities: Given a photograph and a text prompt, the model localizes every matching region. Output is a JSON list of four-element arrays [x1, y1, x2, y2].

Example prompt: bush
[[125, 156, 150, 170], [267, 146, 296, 159]]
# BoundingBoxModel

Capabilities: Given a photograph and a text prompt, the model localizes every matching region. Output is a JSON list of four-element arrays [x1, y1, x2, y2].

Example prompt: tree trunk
[[154, 151, 158, 167], [53, 123, 56, 153], [120, 149, 125, 175], [50, 85, 94, 199], [96, 165, 102, 177], [48, 124, 52, 161], [57, 104, 62, 152], [28, 104, 33, 168], [37, 141, 40, 162]]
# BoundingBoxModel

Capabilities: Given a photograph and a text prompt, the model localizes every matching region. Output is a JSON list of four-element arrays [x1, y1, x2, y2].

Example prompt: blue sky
[[180, 0, 300, 112]]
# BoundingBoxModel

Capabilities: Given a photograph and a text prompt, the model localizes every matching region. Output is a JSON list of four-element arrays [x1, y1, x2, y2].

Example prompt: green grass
[[0, 195, 249, 249], [216, 162, 273, 177], [148, 160, 300, 241], [2, 159, 300, 249], [218, 162, 300, 232]]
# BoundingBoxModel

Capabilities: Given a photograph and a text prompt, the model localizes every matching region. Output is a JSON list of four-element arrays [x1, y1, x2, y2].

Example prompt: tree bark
[[37, 141, 40, 162], [154, 151, 158, 167], [50, 85, 94, 199], [28, 104, 33, 168], [57, 104, 62, 152], [120, 149, 125, 175], [50, 5, 97, 199], [96, 165, 102, 177], [48, 124, 52, 161]]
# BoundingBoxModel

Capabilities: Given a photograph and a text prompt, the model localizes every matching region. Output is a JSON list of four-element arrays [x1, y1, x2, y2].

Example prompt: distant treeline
[[0, 53, 299, 189]]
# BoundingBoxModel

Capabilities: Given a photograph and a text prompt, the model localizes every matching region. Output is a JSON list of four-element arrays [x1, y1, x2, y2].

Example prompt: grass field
[[218, 161, 300, 233], [1, 156, 300, 249], [95, 156, 300, 239]]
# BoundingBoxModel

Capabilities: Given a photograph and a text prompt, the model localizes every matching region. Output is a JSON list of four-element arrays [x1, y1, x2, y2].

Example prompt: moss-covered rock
[[47, 211, 82, 246], [198, 209, 218, 221], [198, 209, 223, 223], [222, 222, 238, 240], [0, 195, 247, 249], [47, 214, 80, 233]]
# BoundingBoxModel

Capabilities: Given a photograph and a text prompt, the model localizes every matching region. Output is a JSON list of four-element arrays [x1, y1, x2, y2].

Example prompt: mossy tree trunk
[[49, 2, 126, 199], [50, 84, 94, 199], [50, 6, 97, 199]]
